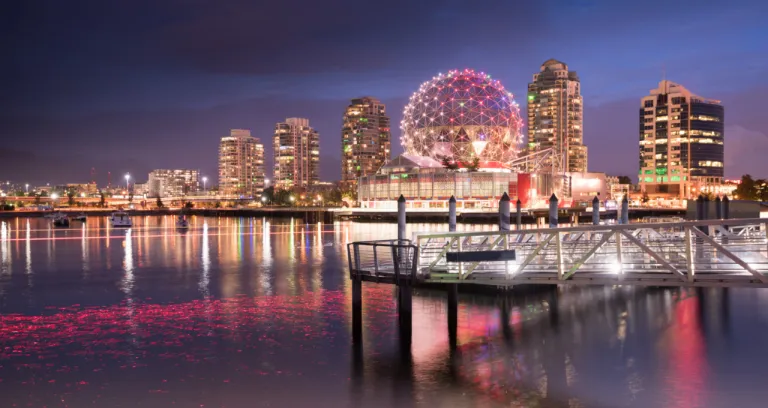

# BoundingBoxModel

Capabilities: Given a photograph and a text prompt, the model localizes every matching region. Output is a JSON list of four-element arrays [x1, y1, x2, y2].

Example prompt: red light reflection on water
[[0, 294, 355, 361], [663, 294, 708, 408]]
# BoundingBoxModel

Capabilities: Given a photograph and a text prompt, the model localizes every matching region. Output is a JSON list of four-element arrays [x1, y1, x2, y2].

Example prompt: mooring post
[[397, 194, 406, 242], [702, 195, 710, 220], [696, 195, 704, 220], [702, 195, 711, 236], [548, 194, 558, 228], [620, 195, 629, 225], [515, 198, 522, 230], [499, 192, 511, 231], [448, 195, 457, 232], [592, 196, 600, 225], [722, 195, 730, 245], [715, 196, 722, 219], [447, 284, 458, 352]]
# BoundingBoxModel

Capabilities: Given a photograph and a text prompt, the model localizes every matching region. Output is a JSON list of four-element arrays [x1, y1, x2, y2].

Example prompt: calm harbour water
[[1, 216, 768, 407]]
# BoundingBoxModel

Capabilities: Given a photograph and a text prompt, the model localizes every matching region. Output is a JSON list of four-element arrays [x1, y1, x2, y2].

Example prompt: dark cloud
[[2, 0, 767, 184]]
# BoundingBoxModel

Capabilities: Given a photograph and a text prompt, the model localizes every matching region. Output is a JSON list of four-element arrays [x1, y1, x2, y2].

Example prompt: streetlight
[[51, 192, 58, 210], [265, 179, 270, 186], [202, 176, 208, 194], [125, 173, 130, 192], [289, 196, 295, 203], [25, 183, 29, 194]]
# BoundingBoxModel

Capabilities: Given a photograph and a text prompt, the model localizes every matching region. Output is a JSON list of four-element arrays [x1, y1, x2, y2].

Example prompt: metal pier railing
[[411, 218, 768, 288], [347, 239, 419, 284]]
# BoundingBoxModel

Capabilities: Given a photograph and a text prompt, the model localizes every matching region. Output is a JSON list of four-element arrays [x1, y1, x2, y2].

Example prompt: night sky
[[2, 0, 767, 186]]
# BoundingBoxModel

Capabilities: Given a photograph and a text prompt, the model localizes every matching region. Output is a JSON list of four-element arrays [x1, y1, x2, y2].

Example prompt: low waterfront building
[[148, 169, 200, 198], [358, 154, 610, 209]]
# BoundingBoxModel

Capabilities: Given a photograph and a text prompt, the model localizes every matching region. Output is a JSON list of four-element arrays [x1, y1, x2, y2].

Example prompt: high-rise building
[[527, 59, 588, 174], [218, 129, 265, 198], [273, 118, 320, 190], [148, 169, 200, 197], [341, 97, 391, 190], [639, 80, 724, 198]]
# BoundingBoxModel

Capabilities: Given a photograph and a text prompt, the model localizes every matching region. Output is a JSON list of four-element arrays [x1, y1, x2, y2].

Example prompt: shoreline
[[0, 206, 686, 224]]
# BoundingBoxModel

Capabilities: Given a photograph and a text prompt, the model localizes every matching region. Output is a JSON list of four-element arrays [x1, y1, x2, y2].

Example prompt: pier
[[347, 194, 764, 353]]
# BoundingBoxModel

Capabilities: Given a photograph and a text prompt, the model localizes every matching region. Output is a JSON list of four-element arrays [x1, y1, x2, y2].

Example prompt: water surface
[[1, 216, 767, 407]]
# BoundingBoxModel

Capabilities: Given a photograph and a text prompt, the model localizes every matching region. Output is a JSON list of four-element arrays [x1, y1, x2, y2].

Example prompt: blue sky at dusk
[[2, 0, 767, 185]]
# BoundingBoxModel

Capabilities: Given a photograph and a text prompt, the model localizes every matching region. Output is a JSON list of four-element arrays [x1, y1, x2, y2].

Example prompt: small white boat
[[176, 214, 190, 229], [52, 214, 70, 227], [110, 211, 132, 228], [44, 212, 59, 219], [72, 213, 87, 222]]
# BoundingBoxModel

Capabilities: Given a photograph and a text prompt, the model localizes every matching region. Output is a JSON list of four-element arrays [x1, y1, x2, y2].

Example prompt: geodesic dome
[[400, 69, 523, 164]]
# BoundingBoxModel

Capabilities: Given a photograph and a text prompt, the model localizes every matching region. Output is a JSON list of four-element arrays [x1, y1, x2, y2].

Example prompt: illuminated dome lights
[[400, 69, 523, 164]]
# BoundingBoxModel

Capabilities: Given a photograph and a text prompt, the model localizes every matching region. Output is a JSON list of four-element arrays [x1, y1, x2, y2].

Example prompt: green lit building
[[638, 81, 724, 199]]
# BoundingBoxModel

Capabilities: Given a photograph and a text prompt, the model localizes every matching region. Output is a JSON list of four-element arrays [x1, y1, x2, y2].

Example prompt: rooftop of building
[[648, 80, 721, 105]]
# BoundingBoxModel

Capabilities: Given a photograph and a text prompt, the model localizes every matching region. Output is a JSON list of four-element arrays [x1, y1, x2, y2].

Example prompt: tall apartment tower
[[218, 129, 265, 198], [273, 118, 320, 190], [341, 97, 391, 190], [639, 80, 724, 198], [527, 59, 588, 174]]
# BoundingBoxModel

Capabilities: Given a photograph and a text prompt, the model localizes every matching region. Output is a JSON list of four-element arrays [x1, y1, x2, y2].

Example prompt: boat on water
[[176, 214, 190, 229], [72, 213, 87, 222], [110, 211, 132, 228], [52, 214, 70, 228], [43, 212, 59, 219]]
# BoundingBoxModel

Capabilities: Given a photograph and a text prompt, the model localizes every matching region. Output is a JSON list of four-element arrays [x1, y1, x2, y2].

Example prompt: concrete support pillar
[[448, 195, 457, 232], [548, 288, 560, 331], [499, 192, 511, 231], [500, 296, 512, 341], [592, 196, 600, 225], [516, 199, 522, 230], [397, 284, 412, 361], [548, 194, 559, 228], [352, 278, 362, 345], [447, 284, 458, 352]]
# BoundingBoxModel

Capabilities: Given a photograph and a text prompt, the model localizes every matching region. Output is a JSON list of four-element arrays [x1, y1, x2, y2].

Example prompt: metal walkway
[[348, 218, 768, 288]]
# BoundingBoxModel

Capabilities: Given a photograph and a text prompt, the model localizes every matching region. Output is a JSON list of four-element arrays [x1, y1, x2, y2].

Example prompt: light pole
[[51, 192, 58, 210], [125, 173, 130, 193], [202, 176, 207, 193], [25, 183, 29, 194]]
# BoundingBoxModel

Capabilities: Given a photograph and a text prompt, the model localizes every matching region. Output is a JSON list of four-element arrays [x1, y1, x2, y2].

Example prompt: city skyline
[[2, 0, 767, 185]]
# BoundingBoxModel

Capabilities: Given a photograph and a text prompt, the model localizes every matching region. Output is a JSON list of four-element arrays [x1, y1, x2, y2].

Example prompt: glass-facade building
[[639, 81, 724, 198], [273, 118, 320, 190], [341, 97, 390, 191]]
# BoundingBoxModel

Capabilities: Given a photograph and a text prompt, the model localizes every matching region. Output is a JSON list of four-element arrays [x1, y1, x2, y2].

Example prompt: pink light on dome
[[401, 69, 523, 163]]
